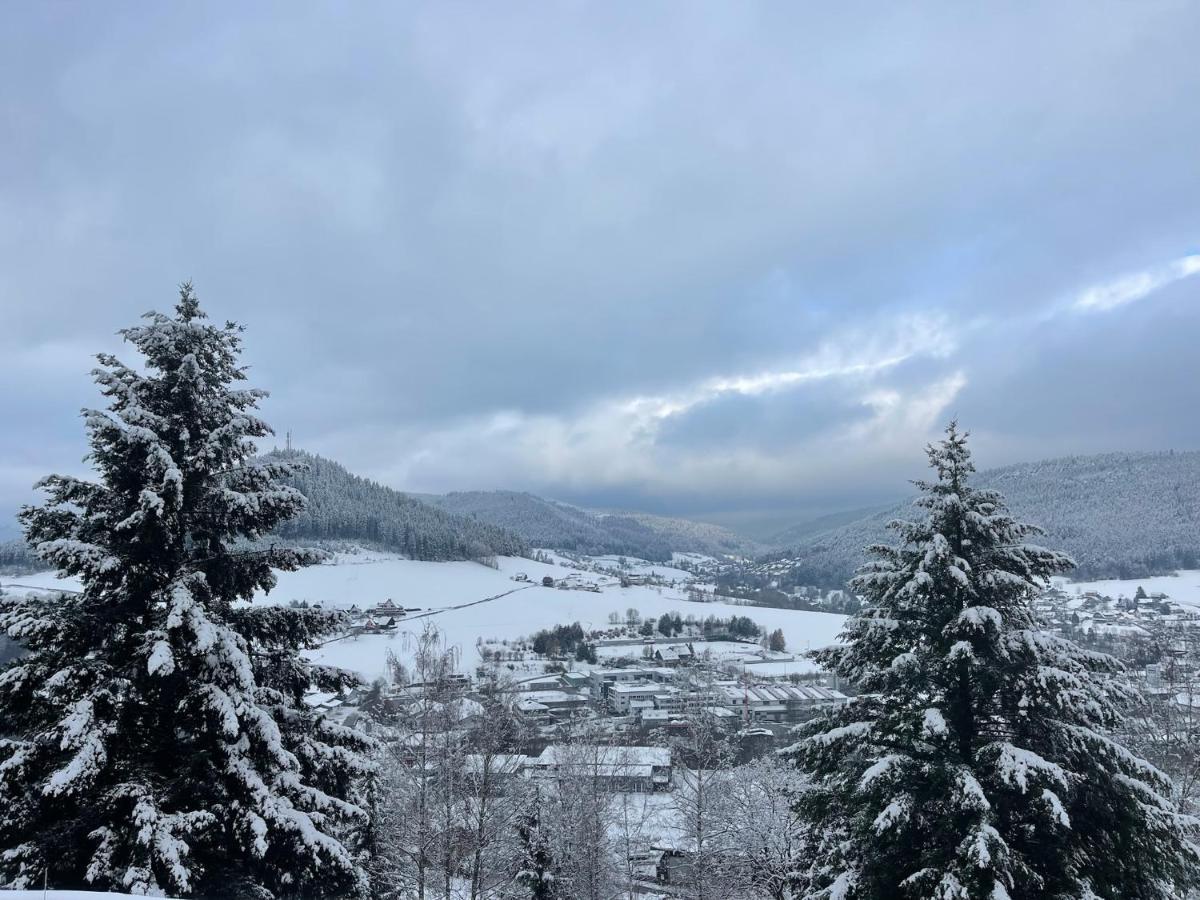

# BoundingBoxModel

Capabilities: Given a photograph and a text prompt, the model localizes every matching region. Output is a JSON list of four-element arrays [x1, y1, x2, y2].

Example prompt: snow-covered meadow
[[16, 553, 1200, 683], [288, 552, 846, 679], [2, 549, 847, 680]]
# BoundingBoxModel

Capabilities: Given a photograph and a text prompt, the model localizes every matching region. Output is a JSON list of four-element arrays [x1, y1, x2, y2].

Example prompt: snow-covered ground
[[1058, 570, 1200, 609], [732, 658, 824, 677], [1, 550, 846, 680], [586, 555, 695, 582], [293, 553, 846, 679], [0, 569, 84, 593], [287, 554, 847, 679], [27, 552, 1200, 680]]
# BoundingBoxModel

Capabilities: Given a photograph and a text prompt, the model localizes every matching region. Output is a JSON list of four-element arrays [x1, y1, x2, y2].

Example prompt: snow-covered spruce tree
[[513, 792, 557, 900], [0, 285, 373, 898], [789, 422, 1199, 900]]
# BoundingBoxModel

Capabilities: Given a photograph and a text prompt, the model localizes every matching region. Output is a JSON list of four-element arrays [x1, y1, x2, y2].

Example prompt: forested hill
[[424, 491, 758, 561], [766, 505, 892, 549], [267, 451, 530, 561], [614, 511, 762, 558], [424, 491, 679, 561], [426, 491, 761, 560], [771, 450, 1200, 586]]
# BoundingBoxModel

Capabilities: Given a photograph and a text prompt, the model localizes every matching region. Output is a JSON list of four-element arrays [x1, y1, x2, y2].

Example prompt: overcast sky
[[3, 2, 1200, 533]]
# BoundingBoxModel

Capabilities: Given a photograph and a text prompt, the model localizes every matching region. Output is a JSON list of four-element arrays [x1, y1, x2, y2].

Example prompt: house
[[590, 667, 654, 697], [519, 675, 567, 692], [700, 705, 740, 729], [608, 681, 692, 714], [463, 753, 530, 790], [515, 698, 550, 719], [519, 689, 589, 717], [639, 709, 671, 728], [529, 744, 672, 792], [366, 599, 405, 618], [348, 615, 399, 636], [302, 690, 344, 711], [562, 671, 592, 692], [653, 645, 694, 666]]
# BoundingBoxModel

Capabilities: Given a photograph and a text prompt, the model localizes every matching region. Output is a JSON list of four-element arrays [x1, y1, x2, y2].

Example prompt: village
[[301, 604, 847, 896], [285, 564, 1200, 897], [307, 609, 851, 762], [1035, 581, 1200, 713]]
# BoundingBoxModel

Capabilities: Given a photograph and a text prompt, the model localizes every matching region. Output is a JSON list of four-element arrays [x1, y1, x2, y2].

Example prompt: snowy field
[[292, 554, 845, 679], [586, 555, 696, 582], [734, 658, 823, 677], [21, 554, 1200, 681], [1, 550, 847, 680], [1058, 570, 1200, 609]]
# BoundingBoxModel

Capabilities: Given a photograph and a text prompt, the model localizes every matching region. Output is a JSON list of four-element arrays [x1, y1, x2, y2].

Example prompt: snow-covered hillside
[[3, 550, 847, 680], [294, 553, 845, 679]]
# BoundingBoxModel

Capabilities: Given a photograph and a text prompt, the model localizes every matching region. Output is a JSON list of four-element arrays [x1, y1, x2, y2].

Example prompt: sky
[[3, 2, 1200, 535]]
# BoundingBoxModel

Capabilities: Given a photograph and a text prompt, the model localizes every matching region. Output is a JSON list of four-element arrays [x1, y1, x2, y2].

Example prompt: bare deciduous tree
[[670, 706, 737, 900], [722, 755, 809, 900], [370, 624, 465, 900]]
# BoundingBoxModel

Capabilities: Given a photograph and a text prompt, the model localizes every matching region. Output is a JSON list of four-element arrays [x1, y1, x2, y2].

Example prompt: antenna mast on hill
[[286, 430, 292, 452]]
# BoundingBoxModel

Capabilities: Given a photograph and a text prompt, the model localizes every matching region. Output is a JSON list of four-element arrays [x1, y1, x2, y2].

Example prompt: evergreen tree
[[790, 423, 1199, 899], [514, 794, 557, 900], [0, 285, 373, 897]]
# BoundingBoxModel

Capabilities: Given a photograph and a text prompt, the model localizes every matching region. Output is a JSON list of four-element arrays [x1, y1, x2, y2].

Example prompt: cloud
[[614, 312, 958, 424], [1072, 255, 1200, 313], [2, 3, 1200, 522], [352, 318, 968, 512]]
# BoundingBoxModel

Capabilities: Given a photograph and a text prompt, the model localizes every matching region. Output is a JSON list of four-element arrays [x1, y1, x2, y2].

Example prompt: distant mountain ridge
[[607, 510, 762, 558], [765, 505, 892, 549], [9, 448, 1199, 581], [771, 450, 1200, 586], [423, 490, 751, 561]]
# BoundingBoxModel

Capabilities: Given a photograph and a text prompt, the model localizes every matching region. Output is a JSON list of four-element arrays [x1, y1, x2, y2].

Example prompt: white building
[[529, 744, 672, 791]]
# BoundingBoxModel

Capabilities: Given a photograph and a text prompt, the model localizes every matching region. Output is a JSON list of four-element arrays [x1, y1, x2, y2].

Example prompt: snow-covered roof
[[302, 690, 343, 708], [534, 744, 670, 768], [531, 762, 656, 779], [704, 706, 739, 718], [463, 753, 529, 774], [521, 689, 585, 703], [611, 681, 674, 695], [593, 666, 654, 678]]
